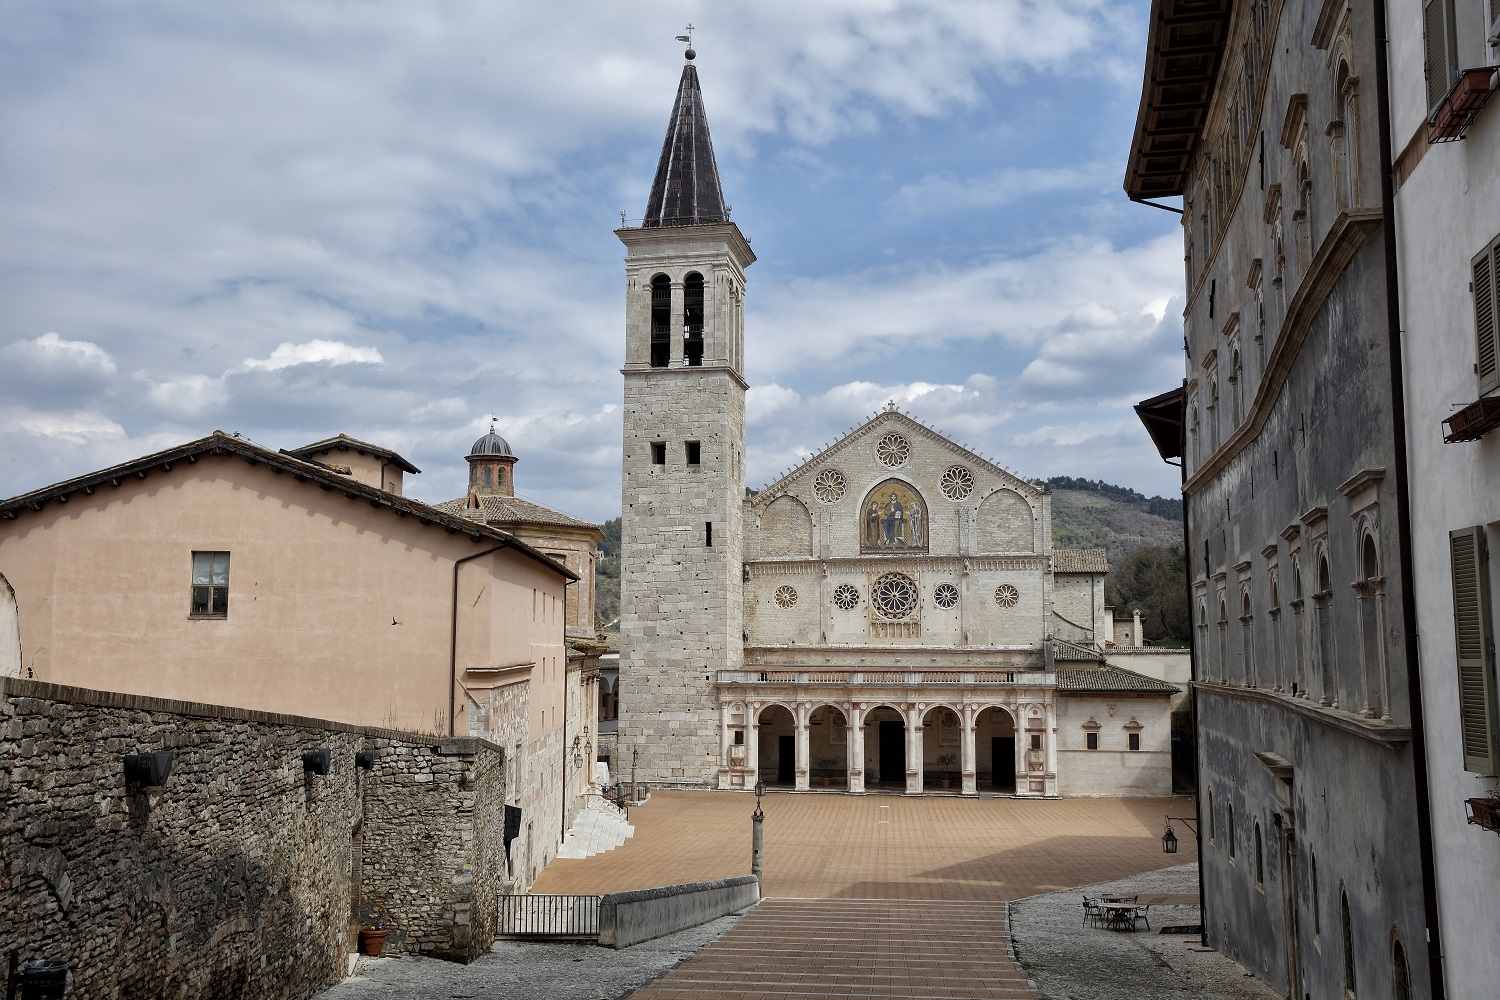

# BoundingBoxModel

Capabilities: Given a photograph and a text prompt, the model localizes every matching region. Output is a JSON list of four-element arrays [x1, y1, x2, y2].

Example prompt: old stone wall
[[1, 677, 506, 1000], [1054, 695, 1173, 796], [359, 735, 506, 963]]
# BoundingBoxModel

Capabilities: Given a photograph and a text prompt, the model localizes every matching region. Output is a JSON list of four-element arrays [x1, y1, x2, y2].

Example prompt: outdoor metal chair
[[1081, 897, 1103, 928], [1131, 905, 1151, 931]]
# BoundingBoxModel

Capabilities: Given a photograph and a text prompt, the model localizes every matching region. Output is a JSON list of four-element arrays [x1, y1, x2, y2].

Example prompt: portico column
[[960, 705, 977, 796], [848, 704, 865, 794], [1044, 700, 1059, 797], [795, 703, 811, 791], [717, 701, 733, 790], [906, 708, 923, 795], [746, 704, 761, 786]]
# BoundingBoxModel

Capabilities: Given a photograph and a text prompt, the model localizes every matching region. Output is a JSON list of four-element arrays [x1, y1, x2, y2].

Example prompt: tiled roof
[[283, 432, 421, 474], [643, 60, 728, 228], [434, 494, 600, 532], [0, 432, 575, 581], [1054, 548, 1109, 573], [1057, 664, 1180, 694]]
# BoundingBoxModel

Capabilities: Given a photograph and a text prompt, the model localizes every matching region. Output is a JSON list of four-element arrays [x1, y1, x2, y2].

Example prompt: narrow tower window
[[685, 441, 701, 465], [650, 274, 671, 367], [651, 442, 666, 465], [705, 521, 713, 547], [684, 272, 705, 367]]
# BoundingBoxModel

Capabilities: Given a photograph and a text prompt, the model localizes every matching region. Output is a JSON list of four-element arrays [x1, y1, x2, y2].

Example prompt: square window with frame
[[1086, 731, 1099, 750], [190, 551, 230, 618], [1128, 732, 1141, 751]]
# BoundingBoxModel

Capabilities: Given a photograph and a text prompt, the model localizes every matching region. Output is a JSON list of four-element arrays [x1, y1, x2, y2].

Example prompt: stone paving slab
[[629, 898, 1036, 1000], [1009, 863, 1279, 1000], [535, 790, 1198, 901]]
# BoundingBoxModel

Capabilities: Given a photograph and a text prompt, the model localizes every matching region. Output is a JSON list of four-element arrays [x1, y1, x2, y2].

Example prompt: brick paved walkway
[[535, 790, 1197, 901], [629, 898, 1034, 1000]]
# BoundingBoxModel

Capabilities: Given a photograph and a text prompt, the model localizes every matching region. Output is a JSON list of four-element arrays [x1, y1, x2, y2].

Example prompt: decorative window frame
[[1340, 468, 1390, 720]]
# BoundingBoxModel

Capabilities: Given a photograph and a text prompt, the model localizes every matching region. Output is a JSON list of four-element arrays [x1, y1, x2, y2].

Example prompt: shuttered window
[[1424, 0, 1458, 115], [1477, 237, 1500, 396], [1449, 527, 1500, 774]]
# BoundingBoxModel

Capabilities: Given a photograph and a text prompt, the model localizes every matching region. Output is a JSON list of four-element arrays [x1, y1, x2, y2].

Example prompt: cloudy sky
[[1, 1, 1185, 523]]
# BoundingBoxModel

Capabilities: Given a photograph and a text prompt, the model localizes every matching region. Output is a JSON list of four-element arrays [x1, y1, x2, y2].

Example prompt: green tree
[[1105, 543, 1190, 643]]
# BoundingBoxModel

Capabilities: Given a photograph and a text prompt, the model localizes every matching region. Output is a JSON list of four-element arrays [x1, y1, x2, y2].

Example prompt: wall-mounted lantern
[[355, 750, 378, 770], [303, 748, 331, 776], [124, 750, 173, 789]]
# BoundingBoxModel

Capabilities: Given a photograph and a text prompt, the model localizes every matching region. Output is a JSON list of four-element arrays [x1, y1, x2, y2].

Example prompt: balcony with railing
[[716, 668, 1055, 688]]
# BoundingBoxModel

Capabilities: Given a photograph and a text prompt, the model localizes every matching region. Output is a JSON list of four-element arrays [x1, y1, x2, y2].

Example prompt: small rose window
[[994, 584, 1020, 608], [940, 465, 974, 501], [933, 583, 959, 608], [774, 586, 798, 609], [812, 469, 847, 504], [876, 433, 910, 468], [833, 584, 860, 610]]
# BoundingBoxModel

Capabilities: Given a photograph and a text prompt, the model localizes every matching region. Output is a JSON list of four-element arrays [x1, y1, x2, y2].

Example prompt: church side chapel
[[617, 43, 1176, 798]]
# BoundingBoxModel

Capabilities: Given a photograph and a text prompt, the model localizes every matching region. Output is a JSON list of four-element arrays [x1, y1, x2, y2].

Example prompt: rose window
[[812, 469, 847, 504], [994, 584, 1020, 609], [940, 465, 975, 501], [774, 585, 798, 609], [833, 584, 860, 610], [933, 583, 959, 608], [871, 572, 919, 620], [875, 433, 911, 468]]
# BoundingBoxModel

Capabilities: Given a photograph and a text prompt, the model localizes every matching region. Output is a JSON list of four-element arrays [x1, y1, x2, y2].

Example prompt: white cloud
[[887, 162, 1119, 216], [241, 340, 384, 372], [10, 410, 126, 445], [3, 332, 118, 375]]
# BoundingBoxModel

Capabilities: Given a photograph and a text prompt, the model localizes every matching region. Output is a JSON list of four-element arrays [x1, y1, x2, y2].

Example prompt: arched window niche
[[683, 271, 705, 366], [649, 273, 671, 368], [859, 479, 929, 555]]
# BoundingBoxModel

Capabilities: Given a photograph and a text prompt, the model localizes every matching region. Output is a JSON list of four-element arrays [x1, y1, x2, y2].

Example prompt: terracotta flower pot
[[359, 929, 388, 956]]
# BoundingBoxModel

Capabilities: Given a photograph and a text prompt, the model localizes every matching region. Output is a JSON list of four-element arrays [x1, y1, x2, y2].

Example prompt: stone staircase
[[556, 794, 634, 860]]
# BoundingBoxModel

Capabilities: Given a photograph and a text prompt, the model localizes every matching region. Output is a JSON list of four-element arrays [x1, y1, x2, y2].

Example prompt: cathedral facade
[[617, 51, 1175, 797]]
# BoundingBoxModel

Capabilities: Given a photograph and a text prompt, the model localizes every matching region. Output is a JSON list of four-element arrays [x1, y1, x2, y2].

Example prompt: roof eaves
[[0, 433, 576, 582], [282, 433, 422, 474], [1123, 0, 1234, 200]]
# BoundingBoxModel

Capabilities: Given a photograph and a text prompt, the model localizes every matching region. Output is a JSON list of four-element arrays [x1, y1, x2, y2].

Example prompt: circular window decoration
[[833, 584, 860, 610], [774, 585, 798, 609], [875, 433, 911, 468], [871, 572, 919, 620], [994, 584, 1020, 609], [933, 583, 959, 608], [940, 465, 975, 501], [812, 469, 847, 504]]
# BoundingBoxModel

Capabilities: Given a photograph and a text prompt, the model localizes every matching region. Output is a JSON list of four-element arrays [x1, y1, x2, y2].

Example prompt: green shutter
[[1476, 241, 1498, 396], [1424, 0, 1457, 114], [1450, 527, 1500, 774]]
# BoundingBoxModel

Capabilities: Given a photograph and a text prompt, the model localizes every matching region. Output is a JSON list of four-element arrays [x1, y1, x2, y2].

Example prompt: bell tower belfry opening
[[617, 45, 754, 786]]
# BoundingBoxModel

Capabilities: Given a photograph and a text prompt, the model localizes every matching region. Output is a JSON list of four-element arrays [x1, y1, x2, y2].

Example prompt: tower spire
[[643, 46, 728, 228]]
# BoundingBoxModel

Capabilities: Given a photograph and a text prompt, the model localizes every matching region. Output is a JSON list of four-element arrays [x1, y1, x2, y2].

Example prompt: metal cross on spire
[[675, 24, 694, 45]]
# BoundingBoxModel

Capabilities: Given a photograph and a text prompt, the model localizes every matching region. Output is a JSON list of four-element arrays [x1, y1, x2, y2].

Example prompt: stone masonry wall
[[1, 677, 506, 1000], [359, 735, 505, 963]]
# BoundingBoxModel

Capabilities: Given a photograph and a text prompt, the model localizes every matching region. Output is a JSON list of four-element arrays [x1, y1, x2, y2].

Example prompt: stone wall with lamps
[[0, 676, 508, 1000]]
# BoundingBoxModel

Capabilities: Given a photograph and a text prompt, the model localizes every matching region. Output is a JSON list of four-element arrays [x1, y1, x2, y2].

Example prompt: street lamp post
[[751, 780, 766, 879], [631, 746, 639, 803]]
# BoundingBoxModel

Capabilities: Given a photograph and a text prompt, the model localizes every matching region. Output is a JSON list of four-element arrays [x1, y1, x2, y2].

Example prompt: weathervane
[[675, 24, 695, 60]]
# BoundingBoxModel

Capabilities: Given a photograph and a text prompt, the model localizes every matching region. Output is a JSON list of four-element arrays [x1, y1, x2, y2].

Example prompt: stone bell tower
[[616, 46, 754, 786]]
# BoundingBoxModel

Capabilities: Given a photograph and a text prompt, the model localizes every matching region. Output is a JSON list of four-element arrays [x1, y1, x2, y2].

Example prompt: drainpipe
[[450, 543, 507, 738], [1176, 377, 1208, 949], [1372, 2, 1447, 995]]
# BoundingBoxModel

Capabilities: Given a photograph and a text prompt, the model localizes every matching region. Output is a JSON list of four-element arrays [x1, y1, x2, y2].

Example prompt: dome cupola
[[465, 421, 518, 501]]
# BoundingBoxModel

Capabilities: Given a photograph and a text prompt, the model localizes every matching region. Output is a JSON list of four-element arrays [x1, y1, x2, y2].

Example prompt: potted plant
[[359, 921, 388, 956], [935, 753, 958, 788], [816, 757, 838, 786]]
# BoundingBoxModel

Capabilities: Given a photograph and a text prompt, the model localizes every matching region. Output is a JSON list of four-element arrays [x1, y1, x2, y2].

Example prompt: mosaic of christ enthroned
[[860, 479, 928, 554]]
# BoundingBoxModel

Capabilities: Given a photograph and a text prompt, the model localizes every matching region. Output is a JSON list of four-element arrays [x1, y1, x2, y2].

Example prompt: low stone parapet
[[598, 875, 759, 949]]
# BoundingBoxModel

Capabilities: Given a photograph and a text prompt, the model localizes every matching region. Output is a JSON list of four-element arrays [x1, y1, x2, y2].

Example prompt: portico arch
[[757, 705, 796, 786], [863, 705, 907, 788], [975, 706, 1017, 792], [921, 706, 962, 789], [808, 705, 849, 789]]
